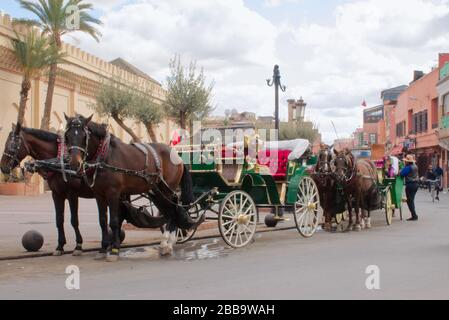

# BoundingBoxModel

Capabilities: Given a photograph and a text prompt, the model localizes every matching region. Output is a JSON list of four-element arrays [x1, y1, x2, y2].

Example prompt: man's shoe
[[436, 197, 440, 201], [407, 217, 418, 221]]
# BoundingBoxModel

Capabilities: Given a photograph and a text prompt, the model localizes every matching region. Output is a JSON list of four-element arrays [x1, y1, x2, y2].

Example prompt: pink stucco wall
[[394, 68, 440, 149]]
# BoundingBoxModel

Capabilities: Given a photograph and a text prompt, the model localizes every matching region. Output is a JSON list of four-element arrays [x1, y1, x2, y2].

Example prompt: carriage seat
[[220, 146, 244, 184], [258, 149, 292, 181]]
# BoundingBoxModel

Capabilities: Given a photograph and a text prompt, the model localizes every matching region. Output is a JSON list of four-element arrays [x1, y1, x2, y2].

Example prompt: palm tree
[[11, 30, 63, 125], [15, 0, 102, 130]]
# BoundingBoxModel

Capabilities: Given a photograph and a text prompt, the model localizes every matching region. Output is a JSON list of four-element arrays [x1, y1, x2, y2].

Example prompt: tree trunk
[[41, 37, 61, 131], [180, 111, 186, 130], [17, 77, 31, 126], [145, 123, 158, 143], [112, 115, 141, 143]]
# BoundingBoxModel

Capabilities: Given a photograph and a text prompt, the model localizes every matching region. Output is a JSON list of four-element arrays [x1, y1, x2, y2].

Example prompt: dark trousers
[[406, 182, 419, 219]]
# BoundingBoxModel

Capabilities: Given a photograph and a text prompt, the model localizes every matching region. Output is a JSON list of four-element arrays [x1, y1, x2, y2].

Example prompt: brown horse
[[313, 144, 337, 231], [63, 114, 204, 262], [0, 123, 93, 255], [333, 149, 380, 230]]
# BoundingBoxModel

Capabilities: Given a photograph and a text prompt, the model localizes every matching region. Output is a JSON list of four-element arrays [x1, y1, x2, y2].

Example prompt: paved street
[[1, 190, 449, 299]]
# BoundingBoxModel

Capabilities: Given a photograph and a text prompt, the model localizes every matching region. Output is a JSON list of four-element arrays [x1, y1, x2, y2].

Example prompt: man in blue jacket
[[400, 155, 419, 221]]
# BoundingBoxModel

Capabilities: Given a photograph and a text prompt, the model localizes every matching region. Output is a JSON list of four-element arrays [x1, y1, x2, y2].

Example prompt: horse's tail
[[180, 164, 194, 206]]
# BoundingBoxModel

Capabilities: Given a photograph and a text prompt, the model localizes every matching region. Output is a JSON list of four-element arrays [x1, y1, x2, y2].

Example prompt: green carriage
[[375, 157, 405, 225], [175, 137, 321, 248]]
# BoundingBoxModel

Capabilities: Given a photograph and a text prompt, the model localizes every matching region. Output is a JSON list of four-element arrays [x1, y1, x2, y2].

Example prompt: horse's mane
[[87, 122, 108, 138], [22, 127, 59, 142]]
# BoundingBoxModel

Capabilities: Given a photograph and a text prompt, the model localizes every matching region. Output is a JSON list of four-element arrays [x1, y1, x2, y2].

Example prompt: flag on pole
[[361, 100, 367, 107], [170, 130, 182, 146]]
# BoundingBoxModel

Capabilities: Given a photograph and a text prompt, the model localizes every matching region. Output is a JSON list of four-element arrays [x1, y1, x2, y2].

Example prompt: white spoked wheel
[[176, 204, 200, 244], [385, 188, 394, 226], [294, 176, 320, 238], [218, 191, 257, 248]]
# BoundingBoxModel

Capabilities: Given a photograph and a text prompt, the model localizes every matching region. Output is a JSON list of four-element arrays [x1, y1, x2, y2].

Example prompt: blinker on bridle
[[3, 131, 30, 171], [65, 117, 90, 160]]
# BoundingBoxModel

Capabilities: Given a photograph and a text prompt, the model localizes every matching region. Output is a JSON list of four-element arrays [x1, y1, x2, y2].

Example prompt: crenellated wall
[[0, 13, 176, 192]]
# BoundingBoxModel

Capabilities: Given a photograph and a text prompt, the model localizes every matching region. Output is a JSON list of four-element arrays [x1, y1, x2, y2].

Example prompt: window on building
[[396, 121, 406, 137], [423, 110, 428, 132], [444, 94, 449, 115], [369, 133, 377, 145]]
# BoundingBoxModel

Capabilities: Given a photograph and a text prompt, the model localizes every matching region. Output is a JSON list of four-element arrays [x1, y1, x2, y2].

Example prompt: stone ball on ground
[[22, 230, 44, 252]]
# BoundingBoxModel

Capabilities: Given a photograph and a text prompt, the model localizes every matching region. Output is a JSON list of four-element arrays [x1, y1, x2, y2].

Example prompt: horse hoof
[[354, 224, 362, 232], [106, 253, 119, 262], [336, 225, 344, 233], [72, 250, 83, 256], [53, 250, 64, 256], [95, 252, 107, 260], [159, 246, 173, 257]]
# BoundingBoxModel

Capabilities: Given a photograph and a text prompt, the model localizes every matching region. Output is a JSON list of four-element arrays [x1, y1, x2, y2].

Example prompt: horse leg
[[160, 221, 177, 257], [68, 196, 83, 256], [52, 192, 66, 256], [106, 194, 122, 262], [354, 195, 362, 232], [159, 225, 171, 256], [346, 197, 353, 232], [95, 198, 109, 260], [365, 209, 372, 229]]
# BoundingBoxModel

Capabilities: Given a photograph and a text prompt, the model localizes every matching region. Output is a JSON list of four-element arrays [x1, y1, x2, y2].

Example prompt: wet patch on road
[[120, 239, 232, 261]]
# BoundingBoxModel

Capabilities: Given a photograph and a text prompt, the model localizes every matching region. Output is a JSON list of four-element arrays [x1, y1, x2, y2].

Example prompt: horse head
[[316, 144, 333, 174], [0, 123, 29, 178], [64, 114, 93, 171], [333, 148, 354, 181]]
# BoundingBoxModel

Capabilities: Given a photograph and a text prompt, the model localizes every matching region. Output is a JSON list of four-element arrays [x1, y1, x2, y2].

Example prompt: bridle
[[333, 152, 357, 182], [2, 131, 31, 172], [316, 149, 333, 174], [64, 116, 91, 161], [62, 116, 91, 183]]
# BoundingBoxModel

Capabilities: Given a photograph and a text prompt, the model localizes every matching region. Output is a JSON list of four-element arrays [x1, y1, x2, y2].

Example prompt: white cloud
[[67, 0, 449, 143], [263, 0, 302, 8]]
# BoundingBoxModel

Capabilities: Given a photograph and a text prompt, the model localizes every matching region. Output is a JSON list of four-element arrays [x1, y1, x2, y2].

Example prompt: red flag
[[170, 131, 181, 146], [361, 100, 367, 107]]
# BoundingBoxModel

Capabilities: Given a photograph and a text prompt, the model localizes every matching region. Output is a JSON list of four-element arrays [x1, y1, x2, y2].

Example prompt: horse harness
[[3, 131, 31, 170], [80, 139, 163, 188]]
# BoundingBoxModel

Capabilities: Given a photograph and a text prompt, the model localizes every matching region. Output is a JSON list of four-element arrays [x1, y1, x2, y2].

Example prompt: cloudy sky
[[3, 0, 449, 143]]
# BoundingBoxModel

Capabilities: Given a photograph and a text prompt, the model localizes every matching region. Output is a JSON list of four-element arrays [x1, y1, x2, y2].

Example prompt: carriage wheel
[[294, 177, 320, 238], [218, 191, 257, 248], [385, 188, 394, 226], [176, 204, 201, 244]]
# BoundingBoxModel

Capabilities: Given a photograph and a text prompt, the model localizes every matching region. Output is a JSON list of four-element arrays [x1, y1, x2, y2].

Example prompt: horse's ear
[[333, 149, 339, 156], [85, 114, 94, 124], [64, 113, 70, 122], [13, 123, 21, 134], [329, 144, 334, 149]]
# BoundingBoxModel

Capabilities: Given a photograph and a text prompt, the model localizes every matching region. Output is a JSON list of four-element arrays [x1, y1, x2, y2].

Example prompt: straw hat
[[404, 154, 416, 163]]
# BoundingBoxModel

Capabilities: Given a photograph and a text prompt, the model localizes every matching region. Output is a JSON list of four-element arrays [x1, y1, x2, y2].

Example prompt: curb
[[0, 226, 297, 262]]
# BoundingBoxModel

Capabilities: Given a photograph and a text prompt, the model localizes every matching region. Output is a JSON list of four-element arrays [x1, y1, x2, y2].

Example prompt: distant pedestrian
[[400, 155, 419, 221], [426, 165, 440, 201], [434, 164, 444, 193]]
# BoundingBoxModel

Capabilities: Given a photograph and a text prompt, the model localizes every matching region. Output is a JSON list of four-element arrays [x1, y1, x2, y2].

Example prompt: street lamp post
[[267, 65, 287, 132]]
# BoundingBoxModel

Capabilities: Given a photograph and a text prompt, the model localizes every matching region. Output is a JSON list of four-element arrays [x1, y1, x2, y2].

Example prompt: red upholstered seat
[[258, 149, 292, 181]]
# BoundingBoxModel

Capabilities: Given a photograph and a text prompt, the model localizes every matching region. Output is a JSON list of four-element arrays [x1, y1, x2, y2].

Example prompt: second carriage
[[174, 136, 322, 248]]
